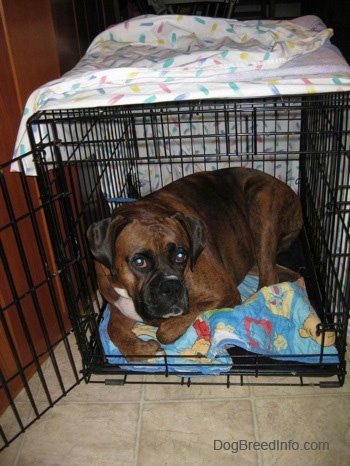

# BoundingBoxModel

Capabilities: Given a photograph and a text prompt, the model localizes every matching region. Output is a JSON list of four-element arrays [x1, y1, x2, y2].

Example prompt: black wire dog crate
[[26, 93, 350, 388]]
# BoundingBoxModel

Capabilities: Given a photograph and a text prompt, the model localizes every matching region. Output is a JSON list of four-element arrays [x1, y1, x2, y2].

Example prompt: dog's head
[[87, 210, 206, 322]]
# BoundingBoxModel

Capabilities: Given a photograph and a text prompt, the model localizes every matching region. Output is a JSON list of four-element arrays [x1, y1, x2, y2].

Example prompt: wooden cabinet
[[0, 0, 64, 415], [0, 0, 61, 164]]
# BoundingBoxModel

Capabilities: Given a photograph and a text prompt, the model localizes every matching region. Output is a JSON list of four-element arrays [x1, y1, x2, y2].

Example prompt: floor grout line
[[12, 432, 25, 466], [250, 390, 264, 466], [134, 377, 146, 466]]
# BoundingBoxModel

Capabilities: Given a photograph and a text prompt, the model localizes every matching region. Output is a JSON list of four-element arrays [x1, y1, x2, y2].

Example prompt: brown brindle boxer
[[87, 167, 303, 360]]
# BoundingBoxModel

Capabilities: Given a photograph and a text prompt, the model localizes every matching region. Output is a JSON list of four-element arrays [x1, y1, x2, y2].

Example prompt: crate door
[[0, 158, 81, 451]]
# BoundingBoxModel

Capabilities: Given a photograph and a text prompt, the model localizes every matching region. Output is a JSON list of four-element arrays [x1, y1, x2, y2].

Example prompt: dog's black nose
[[143, 275, 188, 320], [159, 278, 183, 297]]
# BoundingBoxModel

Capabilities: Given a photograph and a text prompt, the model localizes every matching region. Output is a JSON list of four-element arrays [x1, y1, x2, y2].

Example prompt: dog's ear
[[86, 215, 130, 274], [172, 212, 207, 271]]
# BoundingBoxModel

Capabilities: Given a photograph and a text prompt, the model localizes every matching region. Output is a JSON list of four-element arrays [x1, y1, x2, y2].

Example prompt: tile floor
[[1, 336, 350, 466]]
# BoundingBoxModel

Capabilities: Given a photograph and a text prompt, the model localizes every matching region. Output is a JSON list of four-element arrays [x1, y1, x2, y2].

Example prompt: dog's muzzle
[[141, 274, 188, 320]]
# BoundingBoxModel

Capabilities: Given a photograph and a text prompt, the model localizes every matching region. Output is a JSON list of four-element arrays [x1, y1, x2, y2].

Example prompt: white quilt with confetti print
[[13, 14, 350, 174]]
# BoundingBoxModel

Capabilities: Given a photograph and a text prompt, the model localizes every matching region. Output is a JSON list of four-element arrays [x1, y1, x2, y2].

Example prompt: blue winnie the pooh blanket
[[99, 276, 338, 375]]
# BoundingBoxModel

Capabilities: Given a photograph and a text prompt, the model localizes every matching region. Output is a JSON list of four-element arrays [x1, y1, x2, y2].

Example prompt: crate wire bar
[[1, 93, 349, 449]]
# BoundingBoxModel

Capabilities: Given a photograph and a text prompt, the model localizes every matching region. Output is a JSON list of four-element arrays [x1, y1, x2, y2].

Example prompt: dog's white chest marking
[[114, 287, 143, 322]]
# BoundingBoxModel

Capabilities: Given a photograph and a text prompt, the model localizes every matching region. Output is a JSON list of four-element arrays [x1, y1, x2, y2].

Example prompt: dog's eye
[[175, 251, 187, 263], [132, 256, 148, 268]]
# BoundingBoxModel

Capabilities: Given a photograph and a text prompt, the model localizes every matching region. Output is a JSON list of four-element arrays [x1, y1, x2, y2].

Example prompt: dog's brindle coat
[[87, 168, 303, 360]]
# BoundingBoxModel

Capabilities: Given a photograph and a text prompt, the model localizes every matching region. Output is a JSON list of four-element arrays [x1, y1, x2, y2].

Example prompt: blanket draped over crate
[[12, 14, 350, 175], [99, 276, 338, 375]]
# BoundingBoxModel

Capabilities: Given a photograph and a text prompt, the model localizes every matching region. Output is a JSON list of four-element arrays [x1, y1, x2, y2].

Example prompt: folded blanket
[[99, 276, 338, 375], [100, 307, 232, 375], [12, 15, 350, 175], [84, 14, 332, 73]]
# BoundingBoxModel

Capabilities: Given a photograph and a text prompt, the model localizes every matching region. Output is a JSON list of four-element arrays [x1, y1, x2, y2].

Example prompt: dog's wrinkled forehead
[[116, 216, 188, 253]]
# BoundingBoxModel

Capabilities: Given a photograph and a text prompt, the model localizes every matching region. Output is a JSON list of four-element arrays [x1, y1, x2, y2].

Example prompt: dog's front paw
[[125, 339, 163, 362], [156, 320, 185, 345]]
